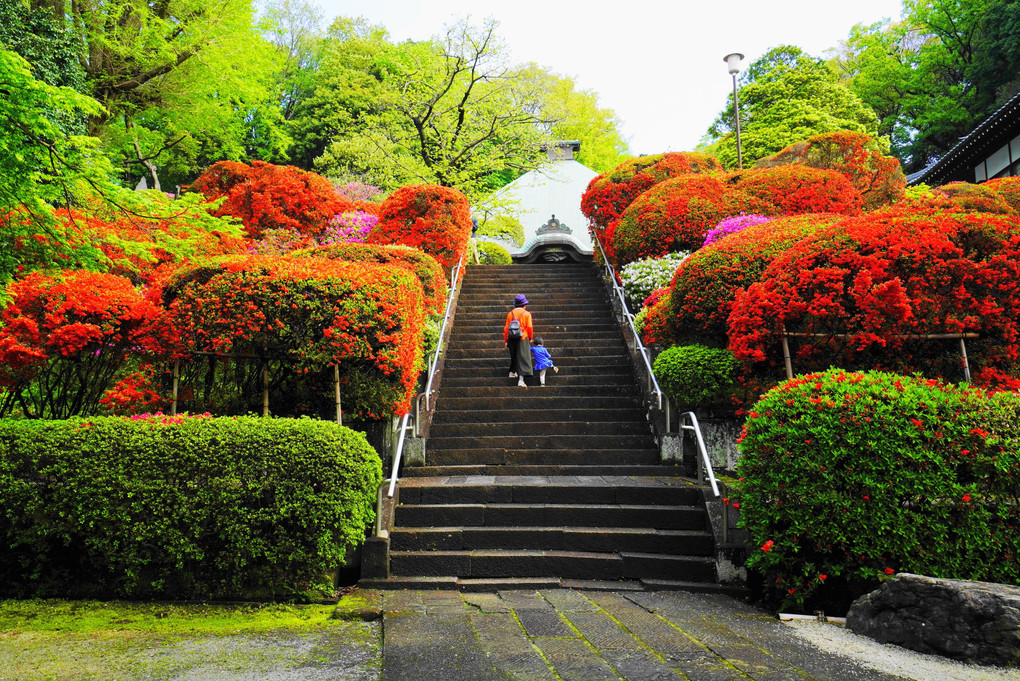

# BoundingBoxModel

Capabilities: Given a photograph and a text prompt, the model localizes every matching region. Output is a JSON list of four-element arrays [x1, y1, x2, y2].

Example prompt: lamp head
[[724, 52, 744, 75]]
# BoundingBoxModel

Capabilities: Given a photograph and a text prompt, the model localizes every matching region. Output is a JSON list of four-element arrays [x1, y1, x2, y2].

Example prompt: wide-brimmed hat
[[514, 294, 529, 307]]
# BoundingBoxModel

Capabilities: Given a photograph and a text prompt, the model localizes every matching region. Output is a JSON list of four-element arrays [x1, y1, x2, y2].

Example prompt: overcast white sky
[[312, 0, 906, 155]]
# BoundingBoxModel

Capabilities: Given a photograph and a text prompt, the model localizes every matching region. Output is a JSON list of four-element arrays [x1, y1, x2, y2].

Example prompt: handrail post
[[680, 411, 720, 498]]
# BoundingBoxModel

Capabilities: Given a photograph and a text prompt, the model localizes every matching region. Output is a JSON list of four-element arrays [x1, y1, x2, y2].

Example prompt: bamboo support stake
[[960, 337, 972, 383], [262, 363, 269, 417], [334, 364, 342, 426], [171, 359, 180, 416], [781, 335, 794, 380]]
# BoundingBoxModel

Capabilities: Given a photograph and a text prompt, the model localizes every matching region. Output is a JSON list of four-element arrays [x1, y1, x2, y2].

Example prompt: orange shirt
[[504, 307, 534, 342]]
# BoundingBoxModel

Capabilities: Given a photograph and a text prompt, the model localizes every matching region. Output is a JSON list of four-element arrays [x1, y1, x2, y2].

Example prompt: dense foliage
[[477, 215, 526, 247], [0, 271, 165, 419], [474, 241, 513, 265], [984, 177, 1020, 212], [703, 215, 772, 247], [934, 182, 1018, 215], [163, 255, 425, 418], [728, 206, 1020, 388], [369, 184, 473, 272], [732, 166, 864, 216], [653, 345, 739, 409], [754, 131, 906, 210], [737, 369, 1020, 610], [0, 415, 382, 599], [619, 252, 689, 310]]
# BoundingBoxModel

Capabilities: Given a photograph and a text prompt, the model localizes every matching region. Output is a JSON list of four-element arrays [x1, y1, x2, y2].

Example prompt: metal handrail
[[591, 234, 670, 432], [680, 411, 720, 498], [384, 255, 465, 501]]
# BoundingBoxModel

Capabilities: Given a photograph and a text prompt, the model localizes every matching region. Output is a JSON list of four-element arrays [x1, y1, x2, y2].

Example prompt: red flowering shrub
[[727, 205, 1020, 386], [755, 131, 906, 210], [736, 369, 1020, 610], [191, 161, 354, 240], [99, 369, 166, 414], [611, 174, 775, 267], [294, 242, 447, 315], [0, 271, 165, 418], [369, 185, 473, 272], [582, 152, 723, 230], [984, 177, 1020, 212], [935, 182, 1017, 214], [668, 214, 842, 347], [730, 165, 864, 216], [641, 293, 675, 347], [163, 255, 425, 418]]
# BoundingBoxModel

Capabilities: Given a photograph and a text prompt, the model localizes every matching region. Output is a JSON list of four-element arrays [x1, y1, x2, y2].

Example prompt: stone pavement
[[369, 588, 910, 681]]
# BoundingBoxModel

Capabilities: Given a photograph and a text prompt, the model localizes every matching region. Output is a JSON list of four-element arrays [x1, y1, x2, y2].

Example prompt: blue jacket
[[531, 345, 554, 371]]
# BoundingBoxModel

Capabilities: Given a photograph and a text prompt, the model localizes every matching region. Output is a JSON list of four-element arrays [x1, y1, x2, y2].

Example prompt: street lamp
[[724, 52, 744, 169]]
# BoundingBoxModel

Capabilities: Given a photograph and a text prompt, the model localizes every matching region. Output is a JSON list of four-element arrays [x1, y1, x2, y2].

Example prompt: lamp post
[[724, 52, 744, 169]]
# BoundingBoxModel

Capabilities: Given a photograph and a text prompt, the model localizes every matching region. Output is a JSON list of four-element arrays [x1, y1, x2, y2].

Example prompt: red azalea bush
[[0, 271, 165, 418], [611, 174, 775, 267], [191, 161, 354, 240], [727, 205, 1020, 386], [668, 214, 842, 347], [755, 131, 906, 210], [368, 185, 473, 272], [736, 369, 1020, 611], [935, 182, 1017, 215], [294, 242, 447, 315], [641, 293, 675, 347], [984, 177, 1020, 212], [730, 165, 864, 216], [582, 153, 722, 252], [163, 255, 425, 418]]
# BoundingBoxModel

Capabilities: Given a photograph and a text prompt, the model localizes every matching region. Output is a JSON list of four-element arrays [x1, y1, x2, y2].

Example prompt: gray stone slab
[[516, 608, 573, 637], [498, 590, 554, 611], [586, 592, 705, 655], [564, 611, 642, 651], [464, 593, 511, 613], [531, 637, 620, 681], [420, 590, 465, 608], [380, 591, 425, 613], [600, 649, 687, 681], [472, 612, 558, 681], [540, 589, 598, 612], [382, 610, 504, 681]]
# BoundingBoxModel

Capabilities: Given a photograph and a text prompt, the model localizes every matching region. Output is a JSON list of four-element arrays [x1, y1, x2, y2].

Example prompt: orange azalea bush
[[934, 182, 1017, 215], [0, 270, 165, 418], [611, 174, 774, 267], [294, 242, 447, 315], [163, 256, 425, 418], [369, 185, 473, 272], [190, 161, 354, 240], [730, 166, 864, 217], [755, 131, 906, 210], [984, 177, 1020, 212], [665, 214, 842, 347], [727, 205, 1020, 387]]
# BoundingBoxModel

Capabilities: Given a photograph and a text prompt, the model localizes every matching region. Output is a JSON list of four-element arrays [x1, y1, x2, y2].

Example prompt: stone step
[[433, 396, 645, 411], [431, 407, 646, 424], [358, 575, 748, 596], [431, 385, 642, 399], [441, 358, 630, 373], [423, 448, 659, 467], [388, 549, 717, 582], [393, 503, 707, 530], [396, 478, 701, 506], [439, 374, 635, 389], [428, 421, 650, 438], [390, 527, 714, 555], [427, 433, 654, 450], [402, 464, 686, 477]]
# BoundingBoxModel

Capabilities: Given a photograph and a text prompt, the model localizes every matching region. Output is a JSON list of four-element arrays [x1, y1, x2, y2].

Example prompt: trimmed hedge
[[473, 241, 513, 265], [652, 345, 738, 409], [369, 184, 473, 272], [0, 415, 383, 599], [736, 369, 1020, 611]]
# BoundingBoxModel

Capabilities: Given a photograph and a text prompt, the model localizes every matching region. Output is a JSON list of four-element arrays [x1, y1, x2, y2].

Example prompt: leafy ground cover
[[0, 599, 381, 680]]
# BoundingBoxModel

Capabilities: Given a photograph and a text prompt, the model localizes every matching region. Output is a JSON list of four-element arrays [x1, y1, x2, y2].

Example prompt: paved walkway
[[368, 588, 908, 681]]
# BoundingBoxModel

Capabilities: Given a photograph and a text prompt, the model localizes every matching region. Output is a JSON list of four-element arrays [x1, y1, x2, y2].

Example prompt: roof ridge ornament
[[537, 214, 572, 235]]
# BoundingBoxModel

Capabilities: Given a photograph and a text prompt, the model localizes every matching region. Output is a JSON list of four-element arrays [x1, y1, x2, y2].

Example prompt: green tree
[[0, 48, 107, 294], [700, 46, 880, 168]]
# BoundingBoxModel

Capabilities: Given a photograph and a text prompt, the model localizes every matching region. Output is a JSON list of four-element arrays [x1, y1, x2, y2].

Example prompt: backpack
[[507, 309, 524, 340]]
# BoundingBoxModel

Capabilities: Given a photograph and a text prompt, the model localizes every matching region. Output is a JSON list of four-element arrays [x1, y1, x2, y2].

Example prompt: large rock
[[847, 573, 1020, 667]]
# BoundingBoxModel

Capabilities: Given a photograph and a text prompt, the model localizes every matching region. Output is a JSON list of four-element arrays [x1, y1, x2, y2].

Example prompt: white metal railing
[[384, 255, 465, 501], [591, 234, 670, 432], [680, 411, 720, 498]]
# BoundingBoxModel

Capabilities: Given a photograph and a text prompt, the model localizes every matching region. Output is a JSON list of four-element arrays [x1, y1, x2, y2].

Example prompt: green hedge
[[736, 369, 1020, 611], [652, 345, 738, 409], [0, 415, 383, 600], [474, 241, 513, 265]]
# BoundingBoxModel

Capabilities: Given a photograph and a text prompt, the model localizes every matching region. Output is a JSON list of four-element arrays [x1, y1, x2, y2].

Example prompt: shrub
[[0, 415, 382, 599], [731, 165, 864, 216], [935, 182, 1017, 214], [581, 152, 723, 231], [620, 252, 689, 309], [755, 131, 906, 210], [334, 181, 384, 203], [369, 185, 473, 272], [191, 161, 354, 240], [727, 205, 1020, 387], [0, 271, 165, 419], [320, 211, 380, 245], [984, 177, 1020, 212], [163, 255, 425, 419], [653, 345, 739, 409], [612, 174, 775, 267], [736, 369, 1020, 611], [478, 215, 525, 247], [641, 293, 674, 347], [295, 242, 447, 315], [703, 214, 772, 247], [669, 214, 841, 347], [474, 241, 513, 265]]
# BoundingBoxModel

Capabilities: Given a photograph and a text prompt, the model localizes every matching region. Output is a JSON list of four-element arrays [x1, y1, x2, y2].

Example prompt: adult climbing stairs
[[362, 263, 722, 592]]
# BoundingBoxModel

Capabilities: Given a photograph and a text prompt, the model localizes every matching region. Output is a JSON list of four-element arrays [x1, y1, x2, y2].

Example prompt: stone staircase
[[362, 263, 723, 592]]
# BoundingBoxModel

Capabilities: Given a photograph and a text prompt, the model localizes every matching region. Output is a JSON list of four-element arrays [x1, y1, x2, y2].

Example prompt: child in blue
[[530, 336, 559, 386]]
